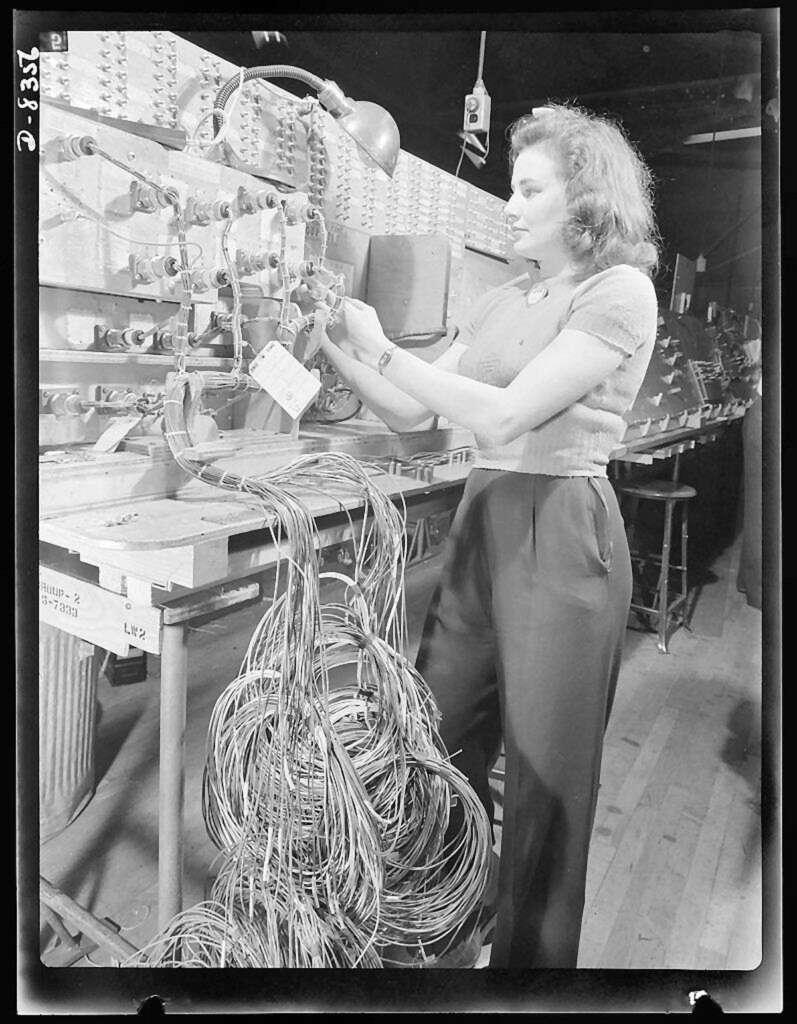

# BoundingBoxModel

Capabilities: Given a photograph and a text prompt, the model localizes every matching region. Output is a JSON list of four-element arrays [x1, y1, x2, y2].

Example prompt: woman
[[314, 103, 660, 968]]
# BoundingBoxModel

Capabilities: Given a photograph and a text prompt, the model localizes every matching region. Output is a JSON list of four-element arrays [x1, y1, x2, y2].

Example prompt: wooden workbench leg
[[158, 621, 188, 931]]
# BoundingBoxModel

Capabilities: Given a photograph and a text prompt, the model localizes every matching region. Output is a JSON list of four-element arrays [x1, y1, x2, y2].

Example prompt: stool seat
[[616, 479, 697, 501]]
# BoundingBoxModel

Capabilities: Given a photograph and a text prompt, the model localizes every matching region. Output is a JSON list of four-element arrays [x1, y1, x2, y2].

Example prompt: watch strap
[[377, 344, 397, 375]]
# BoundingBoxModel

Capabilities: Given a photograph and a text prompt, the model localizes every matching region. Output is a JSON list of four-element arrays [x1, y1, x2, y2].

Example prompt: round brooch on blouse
[[526, 282, 549, 305]]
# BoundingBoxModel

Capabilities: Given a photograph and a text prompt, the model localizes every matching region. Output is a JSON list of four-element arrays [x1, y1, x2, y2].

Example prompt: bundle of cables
[[125, 368, 492, 968]]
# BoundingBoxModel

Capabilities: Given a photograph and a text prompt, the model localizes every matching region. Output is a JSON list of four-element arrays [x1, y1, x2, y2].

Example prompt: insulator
[[101, 329, 130, 351], [61, 135, 97, 159], [191, 270, 210, 293], [154, 331, 174, 352], [237, 187, 257, 214], [157, 185, 179, 208], [213, 312, 235, 332], [48, 392, 83, 417], [130, 181, 158, 213], [186, 198, 211, 226]]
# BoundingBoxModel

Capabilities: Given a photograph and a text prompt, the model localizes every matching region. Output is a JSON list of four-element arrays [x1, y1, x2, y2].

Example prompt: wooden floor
[[38, 530, 762, 970]]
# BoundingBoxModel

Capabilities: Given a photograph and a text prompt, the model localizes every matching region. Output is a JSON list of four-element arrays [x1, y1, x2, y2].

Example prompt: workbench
[[38, 421, 476, 929], [37, 407, 747, 932]]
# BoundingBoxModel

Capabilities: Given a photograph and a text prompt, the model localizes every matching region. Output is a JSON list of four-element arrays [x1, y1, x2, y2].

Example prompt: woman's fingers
[[319, 330, 361, 363], [305, 308, 330, 360]]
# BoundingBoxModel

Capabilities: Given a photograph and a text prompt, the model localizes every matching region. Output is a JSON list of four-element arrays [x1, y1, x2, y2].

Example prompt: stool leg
[[681, 501, 691, 629], [657, 500, 674, 653], [626, 496, 640, 555]]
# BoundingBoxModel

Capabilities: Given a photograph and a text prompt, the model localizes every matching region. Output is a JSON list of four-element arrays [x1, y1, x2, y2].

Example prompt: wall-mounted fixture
[[213, 65, 401, 177]]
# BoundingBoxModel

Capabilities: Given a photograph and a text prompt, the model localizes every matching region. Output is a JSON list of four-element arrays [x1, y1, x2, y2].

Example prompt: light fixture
[[250, 31, 287, 49], [213, 65, 400, 177], [683, 126, 761, 145]]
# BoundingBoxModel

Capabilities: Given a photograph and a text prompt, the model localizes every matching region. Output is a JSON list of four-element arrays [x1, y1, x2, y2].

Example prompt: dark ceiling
[[178, 13, 773, 200]]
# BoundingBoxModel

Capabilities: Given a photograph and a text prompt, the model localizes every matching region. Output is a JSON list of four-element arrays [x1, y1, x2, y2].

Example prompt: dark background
[[178, 11, 776, 320]]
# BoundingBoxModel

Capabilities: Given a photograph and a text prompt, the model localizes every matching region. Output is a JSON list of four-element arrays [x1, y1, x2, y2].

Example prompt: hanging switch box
[[463, 84, 491, 134]]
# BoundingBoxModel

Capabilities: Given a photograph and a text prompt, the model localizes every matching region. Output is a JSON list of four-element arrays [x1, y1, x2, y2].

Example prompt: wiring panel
[[40, 31, 510, 317], [40, 107, 310, 308], [38, 30, 515, 451], [41, 31, 314, 189]]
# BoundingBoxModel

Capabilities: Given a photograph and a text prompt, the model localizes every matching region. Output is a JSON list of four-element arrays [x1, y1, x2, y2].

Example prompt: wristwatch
[[376, 343, 397, 375]]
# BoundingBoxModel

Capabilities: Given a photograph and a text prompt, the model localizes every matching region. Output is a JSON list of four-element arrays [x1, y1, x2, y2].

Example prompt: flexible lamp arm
[[213, 64, 399, 177], [213, 65, 354, 134]]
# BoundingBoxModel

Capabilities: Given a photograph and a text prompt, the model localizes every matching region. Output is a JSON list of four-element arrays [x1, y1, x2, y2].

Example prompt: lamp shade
[[336, 100, 400, 178]]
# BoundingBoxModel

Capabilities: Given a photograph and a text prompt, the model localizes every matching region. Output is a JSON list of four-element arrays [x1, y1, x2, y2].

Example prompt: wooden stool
[[616, 479, 697, 653]]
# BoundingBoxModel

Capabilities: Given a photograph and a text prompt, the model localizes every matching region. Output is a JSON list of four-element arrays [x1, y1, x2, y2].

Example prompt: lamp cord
[[476, 31, 486, 85], [454, 137, 467, 178]]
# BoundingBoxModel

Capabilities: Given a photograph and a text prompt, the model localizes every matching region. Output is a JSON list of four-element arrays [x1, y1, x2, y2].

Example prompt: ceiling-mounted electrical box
[[365, 234, 451, 342]]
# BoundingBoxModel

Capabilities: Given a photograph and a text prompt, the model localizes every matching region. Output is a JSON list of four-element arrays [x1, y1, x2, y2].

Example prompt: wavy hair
[[508, 103, 660, 276]]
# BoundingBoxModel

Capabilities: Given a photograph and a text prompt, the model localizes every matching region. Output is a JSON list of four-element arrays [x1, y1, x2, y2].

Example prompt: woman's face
[[504, 144, 571, 272]]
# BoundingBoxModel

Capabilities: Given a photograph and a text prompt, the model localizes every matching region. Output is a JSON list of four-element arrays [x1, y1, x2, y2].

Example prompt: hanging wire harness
[[67, 139, 492, 967], [124, 369, 492, 967]]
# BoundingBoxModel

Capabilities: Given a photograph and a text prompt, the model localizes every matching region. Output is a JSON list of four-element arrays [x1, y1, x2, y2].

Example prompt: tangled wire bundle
[[125, 371, 492, 968]]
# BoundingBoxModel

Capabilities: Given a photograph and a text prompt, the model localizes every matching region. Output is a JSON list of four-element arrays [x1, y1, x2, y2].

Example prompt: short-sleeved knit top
[[457, 263, 658, 476]]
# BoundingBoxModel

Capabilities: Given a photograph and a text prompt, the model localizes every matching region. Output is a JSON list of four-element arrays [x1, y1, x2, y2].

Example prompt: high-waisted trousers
[[415, 469, 632, 968]]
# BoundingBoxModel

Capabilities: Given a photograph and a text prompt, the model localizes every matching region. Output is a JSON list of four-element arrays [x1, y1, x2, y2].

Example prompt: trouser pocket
[[587, 476, 614, 573]]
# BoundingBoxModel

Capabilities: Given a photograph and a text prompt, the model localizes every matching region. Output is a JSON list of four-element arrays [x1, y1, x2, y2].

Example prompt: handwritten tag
[[249, 340, 321, 420], [92, 414, 143, 453]]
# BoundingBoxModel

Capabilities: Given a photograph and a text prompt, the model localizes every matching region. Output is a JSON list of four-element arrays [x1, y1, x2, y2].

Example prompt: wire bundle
[[126, 371, 492, 968], [64, 128, 490, 969]]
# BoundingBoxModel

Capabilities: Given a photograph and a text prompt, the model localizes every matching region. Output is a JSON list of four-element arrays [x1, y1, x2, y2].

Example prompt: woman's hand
[[311, 306, 360, 363], [335, 298, 392, 369], [303, 307, 328, 362]]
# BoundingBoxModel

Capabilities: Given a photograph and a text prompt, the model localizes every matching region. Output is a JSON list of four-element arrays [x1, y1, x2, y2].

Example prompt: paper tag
[[92, 414, 144, 453], [249, 340, 321, 419]]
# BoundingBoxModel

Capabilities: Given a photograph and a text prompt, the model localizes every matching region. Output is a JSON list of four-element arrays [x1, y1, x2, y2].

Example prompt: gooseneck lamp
[[213, 65, 401, 177]]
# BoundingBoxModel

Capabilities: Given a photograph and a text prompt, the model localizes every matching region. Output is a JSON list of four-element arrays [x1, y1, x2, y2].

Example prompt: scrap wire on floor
[[125, 368, 492, 968]]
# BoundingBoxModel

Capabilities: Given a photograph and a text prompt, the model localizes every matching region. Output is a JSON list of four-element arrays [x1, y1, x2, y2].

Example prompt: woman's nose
[[503, 194, 520, 221]]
